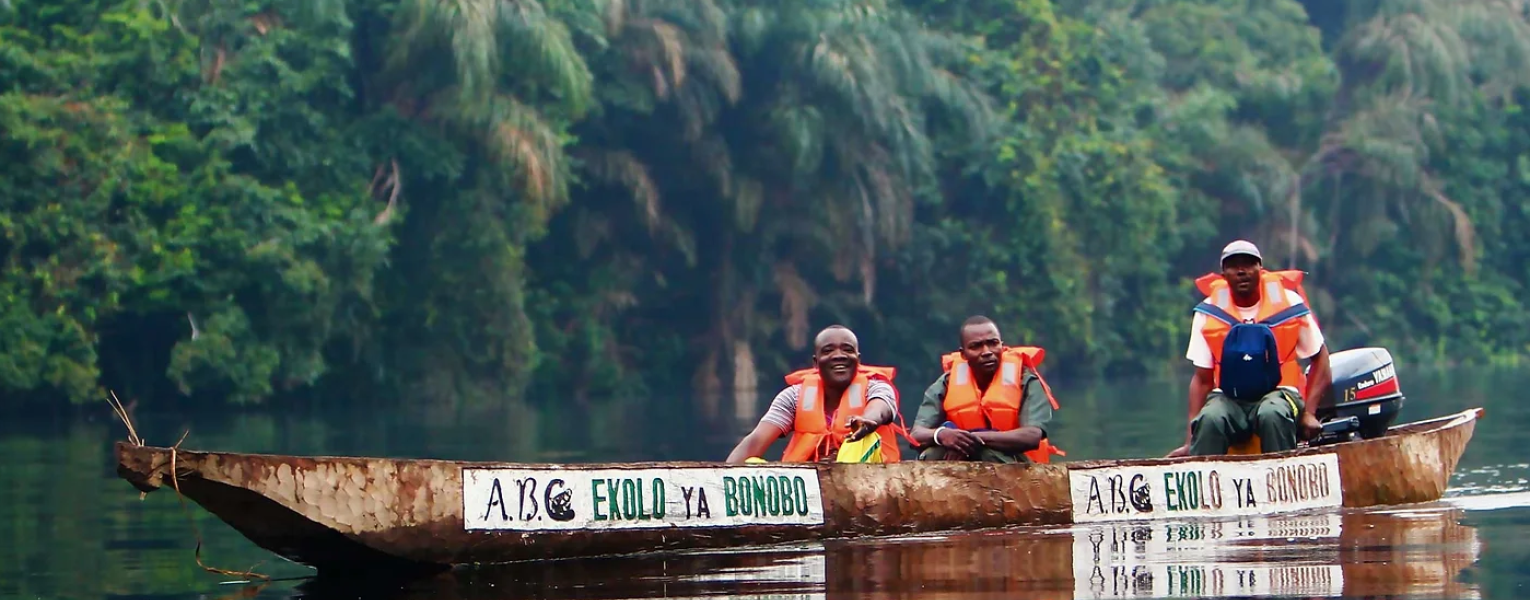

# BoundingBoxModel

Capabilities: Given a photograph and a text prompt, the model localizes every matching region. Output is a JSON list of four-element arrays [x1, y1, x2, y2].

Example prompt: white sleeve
[[1288, 290, 1326, 359], [1186, 308, 1213, 369]]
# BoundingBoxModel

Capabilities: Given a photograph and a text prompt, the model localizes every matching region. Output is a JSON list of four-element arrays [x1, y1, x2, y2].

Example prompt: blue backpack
[[1195, 302, 1311, 400]]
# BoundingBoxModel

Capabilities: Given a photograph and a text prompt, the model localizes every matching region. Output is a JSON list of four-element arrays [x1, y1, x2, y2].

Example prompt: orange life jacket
[[1193, 270, 1312, 393], [779, 365, 909, 463], [939, 347, 1065, 464]]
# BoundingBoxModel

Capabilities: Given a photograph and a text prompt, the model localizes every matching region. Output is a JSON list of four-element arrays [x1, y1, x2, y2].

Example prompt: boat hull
[[113, 407, 1482, 574]]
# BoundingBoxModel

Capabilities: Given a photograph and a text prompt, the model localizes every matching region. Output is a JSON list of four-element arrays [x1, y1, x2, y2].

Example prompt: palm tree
[[1302, 0, 1530, 274], [150, 0, 350, 83], [1126, 0, 1333, 270], [381, 0, 597, 215], [551, 0, 993, 411], [1131, 0, 1530, 292], [355, 0, 607, 405]]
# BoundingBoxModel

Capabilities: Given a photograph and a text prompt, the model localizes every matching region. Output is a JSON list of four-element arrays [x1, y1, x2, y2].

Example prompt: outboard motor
[[1309, 347, 1405, 446]]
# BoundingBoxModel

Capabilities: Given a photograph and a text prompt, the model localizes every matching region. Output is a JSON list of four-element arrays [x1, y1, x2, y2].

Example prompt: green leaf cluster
[[6, 0, 1530, 408]]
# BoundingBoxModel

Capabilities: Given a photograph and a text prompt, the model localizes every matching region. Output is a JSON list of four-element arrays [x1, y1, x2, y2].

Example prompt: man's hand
[[934, 427, 981, 456], [1165, 444, 1189, 458], [972, 427, 1044, 453], [1299, 412, 1323, 441], [939, 448, 970, 460], [845, 415, 879, 441]]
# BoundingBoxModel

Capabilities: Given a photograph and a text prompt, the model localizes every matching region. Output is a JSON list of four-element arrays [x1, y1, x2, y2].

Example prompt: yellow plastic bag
[[835, 434, 884, 463], [744, 457, 767, 464]]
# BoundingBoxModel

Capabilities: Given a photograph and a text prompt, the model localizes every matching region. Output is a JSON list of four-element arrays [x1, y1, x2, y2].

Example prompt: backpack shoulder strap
[[1258, 303, 1311, 326], [1193, 302, 1240, 325]]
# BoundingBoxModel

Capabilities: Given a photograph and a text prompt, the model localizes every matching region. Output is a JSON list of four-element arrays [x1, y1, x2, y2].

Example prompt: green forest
[[5, 0, 1530, 410]]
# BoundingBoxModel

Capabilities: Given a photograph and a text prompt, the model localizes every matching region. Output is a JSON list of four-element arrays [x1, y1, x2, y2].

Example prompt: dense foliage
[[5, 0, 1530, 410]]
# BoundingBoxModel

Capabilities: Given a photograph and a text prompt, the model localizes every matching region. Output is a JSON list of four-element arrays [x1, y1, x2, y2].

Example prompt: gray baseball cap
[[1220, 240, 1262, 264]]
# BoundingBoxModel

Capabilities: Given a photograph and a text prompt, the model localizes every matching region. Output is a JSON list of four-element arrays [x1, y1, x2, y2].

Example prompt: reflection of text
[[1164, 564, 1337, 597], [1073, 514, 1346, 598]]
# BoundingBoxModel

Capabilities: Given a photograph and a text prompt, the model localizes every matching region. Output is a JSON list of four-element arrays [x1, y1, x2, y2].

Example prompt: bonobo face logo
[[1132, 565, 1153, 591], [1129, 474, 1153, 513], [545, 479, 576, 522]]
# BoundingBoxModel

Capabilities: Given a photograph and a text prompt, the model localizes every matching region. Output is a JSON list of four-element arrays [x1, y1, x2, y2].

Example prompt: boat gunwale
[[1061, 406, 1482, 469], [113, 407, 1483, 472]]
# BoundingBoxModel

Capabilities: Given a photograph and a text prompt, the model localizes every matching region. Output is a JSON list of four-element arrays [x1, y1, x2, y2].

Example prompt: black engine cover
[[1313, 347, 1405, 442]]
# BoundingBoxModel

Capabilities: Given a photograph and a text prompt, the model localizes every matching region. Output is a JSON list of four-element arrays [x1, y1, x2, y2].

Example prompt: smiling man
[[725, 325, 904, 463], [1172, 240, 1332, 457], [908, 316, 1062, 464]]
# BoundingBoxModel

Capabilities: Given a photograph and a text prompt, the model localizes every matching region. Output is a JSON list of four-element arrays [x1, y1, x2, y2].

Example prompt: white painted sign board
[[1068, 453, 1343, 523], [463, 466, 825, 531]]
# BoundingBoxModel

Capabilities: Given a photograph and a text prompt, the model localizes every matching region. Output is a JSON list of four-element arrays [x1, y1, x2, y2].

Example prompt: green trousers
[[1189, 389, 1305, 456], [917, 445, 1031, 464]]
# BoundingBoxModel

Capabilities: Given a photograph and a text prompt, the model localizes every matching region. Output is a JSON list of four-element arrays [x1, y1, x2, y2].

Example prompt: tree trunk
[[692, 350, 721, 419], [732, 340, 758, 422]]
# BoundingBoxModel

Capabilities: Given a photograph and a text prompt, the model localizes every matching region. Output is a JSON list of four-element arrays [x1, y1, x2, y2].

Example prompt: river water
[[1, 364, 1526, 599]]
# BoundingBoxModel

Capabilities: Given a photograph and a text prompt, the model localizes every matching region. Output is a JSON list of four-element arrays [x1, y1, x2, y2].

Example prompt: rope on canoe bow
[[167, 429, 273, 583], [106, 390, 271, 583]]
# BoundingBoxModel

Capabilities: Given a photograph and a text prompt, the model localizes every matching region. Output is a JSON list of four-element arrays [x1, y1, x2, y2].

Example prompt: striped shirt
[[757, 379, 898, 434]]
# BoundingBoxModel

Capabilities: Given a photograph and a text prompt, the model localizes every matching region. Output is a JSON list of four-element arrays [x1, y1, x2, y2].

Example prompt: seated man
[[909, 316, 1061, 463], [1173, 240, 1331, 457], [725, 325, 904, 463]]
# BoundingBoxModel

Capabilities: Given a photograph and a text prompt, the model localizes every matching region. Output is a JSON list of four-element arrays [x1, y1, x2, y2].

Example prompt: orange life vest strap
[[784, 364, 898, 386], [941, 348, 1060, 411], [1196, 268, 1320, 326], [1194, 269, 1306, 298], [1029, 361, 1060, 411], [851, 368, 915, 448], [1024, 438, 1067, 463], [885, 407, 916, 446], [821, 370, 906, 430]]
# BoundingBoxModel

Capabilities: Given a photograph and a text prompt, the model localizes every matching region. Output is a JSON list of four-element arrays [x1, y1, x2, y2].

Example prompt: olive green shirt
[[913, 371, 1054, 462]]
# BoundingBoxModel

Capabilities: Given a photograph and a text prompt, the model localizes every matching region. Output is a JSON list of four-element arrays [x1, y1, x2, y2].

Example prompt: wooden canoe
[[285, 505, 1481, 599], [113, 407, 1483, 576]]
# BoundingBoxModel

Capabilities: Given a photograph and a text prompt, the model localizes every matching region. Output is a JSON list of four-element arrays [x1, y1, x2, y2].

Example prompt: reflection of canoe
[[113, 408, 1482, 574], [292, 546, 830, 600], [284, 507, 1483, 600], [828, 508, 1482, 599], [1068, 508, 1483, 599]]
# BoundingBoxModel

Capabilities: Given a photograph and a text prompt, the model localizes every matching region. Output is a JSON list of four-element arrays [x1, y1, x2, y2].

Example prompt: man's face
[[1221, 254, 1262, 297], [813, 329, 860, 388], [960, 322, 1003, 380]]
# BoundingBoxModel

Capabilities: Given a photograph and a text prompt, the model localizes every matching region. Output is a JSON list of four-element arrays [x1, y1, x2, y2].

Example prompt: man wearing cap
[[1170, 240, 1331, 457]]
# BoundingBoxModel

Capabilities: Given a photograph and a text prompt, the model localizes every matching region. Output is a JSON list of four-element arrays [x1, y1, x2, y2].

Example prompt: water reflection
[[1069, 509, 1480, 599], [4, 363, 1527, 599], [277, 506, 1483, 600]]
